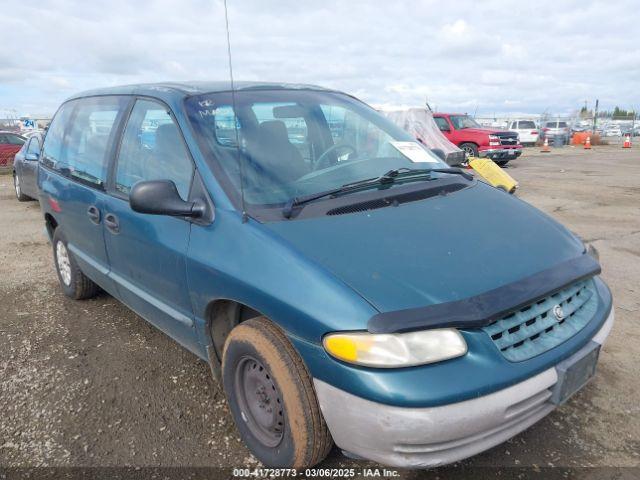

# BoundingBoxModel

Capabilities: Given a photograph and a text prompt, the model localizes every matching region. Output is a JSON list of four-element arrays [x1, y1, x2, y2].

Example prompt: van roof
[[66, 81, 335, 101]]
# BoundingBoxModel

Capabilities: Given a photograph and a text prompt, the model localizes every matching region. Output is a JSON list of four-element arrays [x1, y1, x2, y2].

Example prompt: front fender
[[186, 209, 378, 351]]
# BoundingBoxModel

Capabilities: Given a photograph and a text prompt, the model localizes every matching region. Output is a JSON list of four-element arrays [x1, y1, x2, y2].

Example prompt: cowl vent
[[326, 182, 466, 216]]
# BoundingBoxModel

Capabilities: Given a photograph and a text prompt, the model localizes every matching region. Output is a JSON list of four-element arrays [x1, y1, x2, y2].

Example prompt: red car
[[0, 131, 26, 167], [433, 113, 522, 166]]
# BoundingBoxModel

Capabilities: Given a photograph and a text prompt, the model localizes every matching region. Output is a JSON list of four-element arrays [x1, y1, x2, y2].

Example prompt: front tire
[[52, 229, 100, 300], [459, 142, 479, 159], [222, 317, 332, 468], [14, 173, 30, 202]]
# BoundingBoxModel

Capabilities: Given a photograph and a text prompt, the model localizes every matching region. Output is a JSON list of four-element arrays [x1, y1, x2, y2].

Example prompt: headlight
[[323, 329, 467, 368]]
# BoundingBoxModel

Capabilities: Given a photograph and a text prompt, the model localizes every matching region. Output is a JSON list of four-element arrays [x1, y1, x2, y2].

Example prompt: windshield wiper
[[282, 167, 472, 219], [282, 176, 395, 218], [383, 167, 473, 181]]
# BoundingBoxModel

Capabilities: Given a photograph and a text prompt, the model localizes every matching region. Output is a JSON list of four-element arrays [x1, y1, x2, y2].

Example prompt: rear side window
[[27, 137, 40, 155], [42, 97, 127, 188], [115, 99, 194, 200], [213, 105, 240, 147], [41, 101, 76, 169]]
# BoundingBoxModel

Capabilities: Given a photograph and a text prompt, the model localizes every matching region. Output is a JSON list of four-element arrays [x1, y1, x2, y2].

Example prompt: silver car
[[542, 121, 570, 145], [12, 132, 42, 201]]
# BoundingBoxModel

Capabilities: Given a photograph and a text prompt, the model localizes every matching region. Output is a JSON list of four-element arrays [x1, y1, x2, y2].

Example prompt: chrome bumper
[[479, 148, 522, 159], [314, 308, 614, 468]]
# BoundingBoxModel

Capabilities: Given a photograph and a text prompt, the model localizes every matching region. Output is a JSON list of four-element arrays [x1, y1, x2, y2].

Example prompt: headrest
[[258, 120, 289, 142]]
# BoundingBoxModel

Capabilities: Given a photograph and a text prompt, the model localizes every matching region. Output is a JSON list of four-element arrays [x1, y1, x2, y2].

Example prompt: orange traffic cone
[[584, 136, 592, 149], [541, 137, 551, 153], [623, 134, 632, 148]]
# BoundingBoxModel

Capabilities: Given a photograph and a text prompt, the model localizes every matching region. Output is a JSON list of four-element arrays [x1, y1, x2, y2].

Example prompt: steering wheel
[[315, 143, 357, 170]]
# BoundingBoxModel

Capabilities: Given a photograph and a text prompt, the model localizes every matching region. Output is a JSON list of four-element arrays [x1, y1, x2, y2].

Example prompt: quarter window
[[115, 99, 193, 200]]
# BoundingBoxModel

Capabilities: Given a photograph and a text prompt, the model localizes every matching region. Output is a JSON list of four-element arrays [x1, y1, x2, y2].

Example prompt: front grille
[[496, 132, 519, 146], [482, 279, 598, 362]]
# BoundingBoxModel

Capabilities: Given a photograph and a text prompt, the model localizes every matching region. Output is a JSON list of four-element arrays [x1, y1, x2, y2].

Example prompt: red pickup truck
[[433, 113, 522, 166]]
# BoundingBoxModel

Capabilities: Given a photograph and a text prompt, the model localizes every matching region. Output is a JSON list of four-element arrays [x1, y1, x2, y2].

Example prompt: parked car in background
[[541, 121, 570, 145], [603, 125, 622, 137], [507, 119, 539, 146], [12, 131, 43, 201], [0, 131, 26, 167], [434, 113, 522, 166]]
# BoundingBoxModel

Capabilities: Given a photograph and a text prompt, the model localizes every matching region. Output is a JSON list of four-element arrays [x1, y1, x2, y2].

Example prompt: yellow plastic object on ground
[[468, 157, 518, 194]]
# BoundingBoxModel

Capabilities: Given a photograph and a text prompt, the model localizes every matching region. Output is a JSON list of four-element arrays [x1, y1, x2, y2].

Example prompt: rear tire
[[496, 160, 509, 167], [222, 317, 332, 468], [13, 173, 30, 202], [459, 142, 479, 159], [52, 229, 100, 300]]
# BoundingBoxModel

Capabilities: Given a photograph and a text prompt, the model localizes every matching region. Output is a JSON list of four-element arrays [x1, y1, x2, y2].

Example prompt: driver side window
[[434, 117, 450, 131], [115, 100, 194, 200]]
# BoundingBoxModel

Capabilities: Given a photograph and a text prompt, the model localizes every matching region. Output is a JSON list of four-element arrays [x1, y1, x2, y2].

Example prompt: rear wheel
[[222, 317, 332, 468], [14, 173, 30, 202], [459, 142, 479, 159], [496, 160, 509, 167], [52, 229, 100, 300]]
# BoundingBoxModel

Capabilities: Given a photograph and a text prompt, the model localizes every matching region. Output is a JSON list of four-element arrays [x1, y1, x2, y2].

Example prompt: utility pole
[[593, 99, 599, 134]]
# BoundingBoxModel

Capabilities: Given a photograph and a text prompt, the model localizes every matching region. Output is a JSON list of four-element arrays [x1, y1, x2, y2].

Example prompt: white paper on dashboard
[[390, 141, 438, 163]]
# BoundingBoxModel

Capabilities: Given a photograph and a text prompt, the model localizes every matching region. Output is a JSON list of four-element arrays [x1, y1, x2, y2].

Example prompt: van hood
[[264, 182, 585, 314]]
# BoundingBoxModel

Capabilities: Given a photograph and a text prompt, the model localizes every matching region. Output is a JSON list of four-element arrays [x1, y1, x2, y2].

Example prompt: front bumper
[[314, 307, 614, 468], [478, 147, 522, 160]]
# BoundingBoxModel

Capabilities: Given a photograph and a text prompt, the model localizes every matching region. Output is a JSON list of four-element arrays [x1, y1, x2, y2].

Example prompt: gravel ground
[[0, 145, 639, 478]]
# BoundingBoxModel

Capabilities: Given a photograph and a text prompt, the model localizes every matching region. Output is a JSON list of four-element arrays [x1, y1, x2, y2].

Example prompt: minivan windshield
[[185, 89, 446, 209], [449, 115, 482, 130]]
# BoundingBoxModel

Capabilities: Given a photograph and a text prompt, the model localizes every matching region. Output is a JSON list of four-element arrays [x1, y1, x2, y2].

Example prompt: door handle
[[87, 205, 101, 224], [104, 213, 120, 234]]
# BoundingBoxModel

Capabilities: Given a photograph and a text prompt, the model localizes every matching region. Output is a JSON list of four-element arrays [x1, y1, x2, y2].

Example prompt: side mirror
[[130, 180, 204, 217], [25, 152, 39, 161], [430, 148, 446, 161]]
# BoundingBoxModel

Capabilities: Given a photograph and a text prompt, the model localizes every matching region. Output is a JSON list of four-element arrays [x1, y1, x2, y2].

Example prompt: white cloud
[[0, 0, 639, 116]]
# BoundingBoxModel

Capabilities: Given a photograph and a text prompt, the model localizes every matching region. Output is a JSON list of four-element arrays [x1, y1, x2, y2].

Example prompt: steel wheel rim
[[56, 241, 72, 286], [14, 175, 20, 197], [234, 355, 284, 447]]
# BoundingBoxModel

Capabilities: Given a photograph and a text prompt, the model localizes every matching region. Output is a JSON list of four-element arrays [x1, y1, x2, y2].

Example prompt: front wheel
[[14, 173, 30, 202], [495, 160, 509, 167], [222, 317, 333, 468], [459, 142, 479, 159]]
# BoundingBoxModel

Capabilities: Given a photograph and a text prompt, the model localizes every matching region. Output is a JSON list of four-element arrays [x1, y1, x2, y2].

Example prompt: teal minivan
[[38, 82, 614, 468]]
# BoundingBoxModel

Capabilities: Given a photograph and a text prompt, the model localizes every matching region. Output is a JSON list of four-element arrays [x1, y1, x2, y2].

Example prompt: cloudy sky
[[1, 0, 639, 117]]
